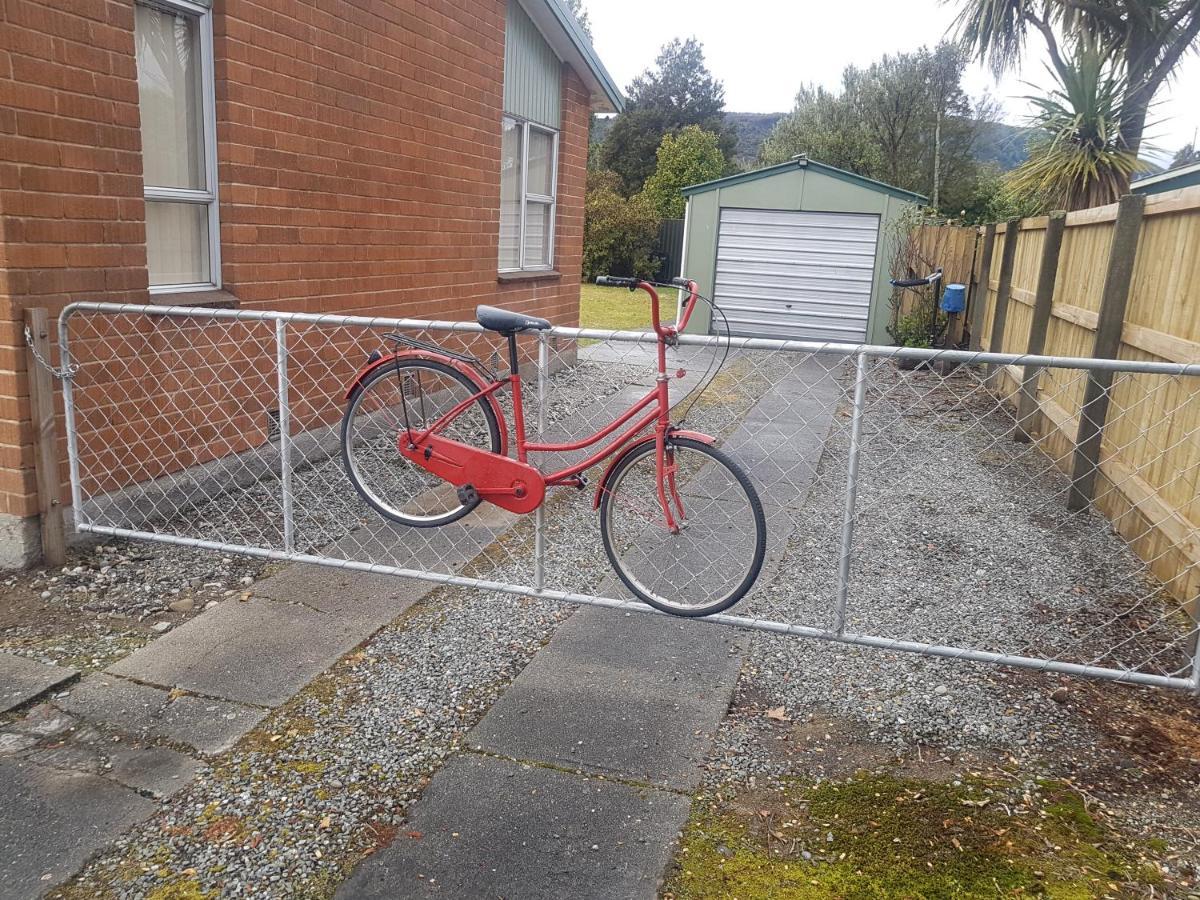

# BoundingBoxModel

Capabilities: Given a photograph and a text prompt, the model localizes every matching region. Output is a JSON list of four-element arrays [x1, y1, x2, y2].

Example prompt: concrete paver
[[469, 608, 742, 790], [0, 760, 155, 900], [108, 744, 203, 798], [336, 753, 691, 900], [0, 654, 78, 713], [56, 674, 267, 755], [107, 597, 384, 707]]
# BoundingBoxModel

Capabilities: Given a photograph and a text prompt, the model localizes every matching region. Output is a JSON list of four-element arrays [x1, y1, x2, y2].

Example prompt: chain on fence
[[58, 303, 1200, 692]]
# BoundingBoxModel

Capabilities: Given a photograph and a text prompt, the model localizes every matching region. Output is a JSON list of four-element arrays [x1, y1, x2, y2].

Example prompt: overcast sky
[[585, 0, 1200, 165]]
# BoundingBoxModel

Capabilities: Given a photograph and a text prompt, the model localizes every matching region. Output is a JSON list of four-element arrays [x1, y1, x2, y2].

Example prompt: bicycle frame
[[398, 280, 703, 529]]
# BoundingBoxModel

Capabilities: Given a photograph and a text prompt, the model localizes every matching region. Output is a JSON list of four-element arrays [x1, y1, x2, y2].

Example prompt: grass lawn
[[579, 282, 655, 332]]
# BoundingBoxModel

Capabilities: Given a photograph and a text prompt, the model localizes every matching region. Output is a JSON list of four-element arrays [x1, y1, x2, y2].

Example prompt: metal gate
[[57, 302, 1200, 693]]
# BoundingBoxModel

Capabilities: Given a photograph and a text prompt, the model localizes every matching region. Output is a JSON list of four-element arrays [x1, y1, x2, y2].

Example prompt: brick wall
[[0, 0, 590, 566]]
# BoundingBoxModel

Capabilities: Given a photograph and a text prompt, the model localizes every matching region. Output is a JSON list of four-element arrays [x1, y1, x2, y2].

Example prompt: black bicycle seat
[[476, 305, 552, 334]]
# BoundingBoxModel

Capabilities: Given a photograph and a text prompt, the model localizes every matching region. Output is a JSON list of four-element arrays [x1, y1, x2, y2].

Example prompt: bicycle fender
[[345, 350, 508, 456], [591, 430, 716, 510]]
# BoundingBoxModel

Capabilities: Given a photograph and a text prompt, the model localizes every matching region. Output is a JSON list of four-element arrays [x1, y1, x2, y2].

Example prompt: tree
[[563, 0, 591, 41], [955, 0, 1200, 192], [1172, 142, 1200, 168], [583, 170, 660, 280], [639, 126, 726, 218], [759, 44, 990, 215], [759, 84, 881, 174], [599, 38, 734, 194], [1004, 41, 1145, 210]]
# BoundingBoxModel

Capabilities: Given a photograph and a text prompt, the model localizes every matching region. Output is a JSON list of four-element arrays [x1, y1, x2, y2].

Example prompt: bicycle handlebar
[[890, 267, 943, 289], [595, 275, 639, 288], [595, 275, 700, 337]]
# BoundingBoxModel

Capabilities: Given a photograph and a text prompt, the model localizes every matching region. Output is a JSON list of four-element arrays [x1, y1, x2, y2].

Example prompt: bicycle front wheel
[[599, 437, 766, 617], [341, 359, 501, 527]]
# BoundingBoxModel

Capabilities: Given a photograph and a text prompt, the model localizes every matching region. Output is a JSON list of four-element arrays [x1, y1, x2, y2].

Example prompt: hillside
[[590, 112, 1161, 175], [724, 112, 785, 162]]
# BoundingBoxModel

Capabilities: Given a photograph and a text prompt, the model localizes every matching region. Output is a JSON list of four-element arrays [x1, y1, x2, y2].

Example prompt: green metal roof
[[681, 157, 928, 203], [1131, 160, 1200, 195], [528, 0, 624, 114]]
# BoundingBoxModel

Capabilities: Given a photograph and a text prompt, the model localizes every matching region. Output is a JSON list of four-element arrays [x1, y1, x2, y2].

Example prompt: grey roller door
[[712, 208, 880, 342]]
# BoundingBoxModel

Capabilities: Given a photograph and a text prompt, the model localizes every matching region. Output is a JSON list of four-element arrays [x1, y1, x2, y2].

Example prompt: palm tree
[[1006, 43, 1146, 210], [955, 0, 1200, 193]]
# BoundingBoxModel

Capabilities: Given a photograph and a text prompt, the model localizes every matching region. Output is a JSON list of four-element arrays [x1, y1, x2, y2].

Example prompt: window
[[499, 116, 558, 272], [134, 0, 220, 291]]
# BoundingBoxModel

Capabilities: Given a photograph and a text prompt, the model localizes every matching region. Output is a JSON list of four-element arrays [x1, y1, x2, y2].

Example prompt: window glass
[[526, 128, 554, 198], [498, 118, 556, 271], [499, 118, 523, 271], [145, 201, 210, 285], [523, 202, 552, 267], [135, 4, 204, 191]]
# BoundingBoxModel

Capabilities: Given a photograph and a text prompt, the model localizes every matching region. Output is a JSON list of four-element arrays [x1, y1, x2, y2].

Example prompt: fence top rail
[[60, 301, 1200, 378]]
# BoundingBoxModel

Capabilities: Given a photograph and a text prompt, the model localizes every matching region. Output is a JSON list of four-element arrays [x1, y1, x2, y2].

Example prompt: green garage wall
[[680, 161, 923, 345]]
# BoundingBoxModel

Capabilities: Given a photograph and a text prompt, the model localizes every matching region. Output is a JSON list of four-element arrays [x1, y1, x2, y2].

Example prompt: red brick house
[[0, 0, 622, 565]]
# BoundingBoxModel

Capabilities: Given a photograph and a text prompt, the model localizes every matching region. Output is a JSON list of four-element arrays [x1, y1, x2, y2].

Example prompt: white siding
[[713, 208, 880, 342]]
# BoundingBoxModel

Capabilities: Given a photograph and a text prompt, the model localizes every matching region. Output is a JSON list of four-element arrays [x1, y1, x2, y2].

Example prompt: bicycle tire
[[598, 437, 766, 617], [341, 358, 502, 528]]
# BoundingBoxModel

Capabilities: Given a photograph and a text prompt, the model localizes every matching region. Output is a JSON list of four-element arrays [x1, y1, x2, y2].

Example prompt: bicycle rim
[[342, 360, 500, 526], [600, 438, 765, 616]]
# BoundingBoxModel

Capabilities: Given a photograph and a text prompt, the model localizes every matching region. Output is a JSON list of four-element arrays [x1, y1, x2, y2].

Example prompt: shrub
[[583, 170, 660, 280]]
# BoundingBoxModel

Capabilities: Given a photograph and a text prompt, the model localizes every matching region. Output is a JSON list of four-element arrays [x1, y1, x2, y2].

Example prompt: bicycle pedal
[[457, 484, 480, 505]]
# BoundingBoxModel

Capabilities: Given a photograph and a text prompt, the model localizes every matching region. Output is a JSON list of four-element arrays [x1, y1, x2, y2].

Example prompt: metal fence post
[[1192, 629, 1200, 696], [533, 331, 549, 591], [1068, 194, 1146, 511], [833, 351, 869, 635], [1015, 211, 1067, 442], [275, 319, 296, 554], [57, 311, 84, 529]]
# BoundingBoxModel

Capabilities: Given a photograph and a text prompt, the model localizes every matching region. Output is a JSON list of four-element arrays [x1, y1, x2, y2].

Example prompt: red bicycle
[[340, 277, 766, 616]]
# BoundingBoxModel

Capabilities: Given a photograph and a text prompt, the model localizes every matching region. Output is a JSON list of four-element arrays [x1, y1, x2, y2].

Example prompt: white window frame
[[500, 116, 558, 273], [138, 0, 221, 294]]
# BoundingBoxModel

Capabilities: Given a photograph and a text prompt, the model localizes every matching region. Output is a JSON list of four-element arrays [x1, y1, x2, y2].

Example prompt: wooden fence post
[[23, 307, 67, 566], [986, 218, 1021, 377], [1014, 211, 1067, 442], [1067, 194, 1146, 511], [968, 223, 996, 351]]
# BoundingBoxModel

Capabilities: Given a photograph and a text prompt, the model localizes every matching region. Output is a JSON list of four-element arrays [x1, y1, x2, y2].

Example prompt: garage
[[679, 157, 926, 344]]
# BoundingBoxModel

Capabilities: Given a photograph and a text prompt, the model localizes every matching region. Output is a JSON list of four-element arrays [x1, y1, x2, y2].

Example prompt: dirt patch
[[0, 539, 268, 684]]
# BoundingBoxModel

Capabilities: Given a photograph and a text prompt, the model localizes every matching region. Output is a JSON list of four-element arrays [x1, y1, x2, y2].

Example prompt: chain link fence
[[58, 302, 1200, 692]]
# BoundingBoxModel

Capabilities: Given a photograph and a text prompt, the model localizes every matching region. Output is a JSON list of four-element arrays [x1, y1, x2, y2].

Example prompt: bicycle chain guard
[[398, 432, 546, 514]]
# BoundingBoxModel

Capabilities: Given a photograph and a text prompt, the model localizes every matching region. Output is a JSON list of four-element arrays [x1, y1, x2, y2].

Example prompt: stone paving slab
[[0, 653, 78, 713], [468, 608, 742, 791], [336, 753, 690, 900], [56, 674, 266, 755], [107, 597, 380, 707], [252, 563, 430, 626], [108, 744, 203, 799], [0, 759, 155, 900]]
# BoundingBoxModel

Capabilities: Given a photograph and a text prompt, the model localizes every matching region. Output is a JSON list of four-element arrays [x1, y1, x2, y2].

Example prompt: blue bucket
[[941, 283, 967, 314]]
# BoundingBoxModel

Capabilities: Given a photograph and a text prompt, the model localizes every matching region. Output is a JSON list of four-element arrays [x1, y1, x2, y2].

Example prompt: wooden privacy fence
[[893, 224, 979, 325], [917, 186, 1200, 608]]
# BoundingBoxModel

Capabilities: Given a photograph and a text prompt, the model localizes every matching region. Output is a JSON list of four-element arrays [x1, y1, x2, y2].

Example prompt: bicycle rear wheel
[[341, 358, 501, 527], [598, 437, 766, 617]]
